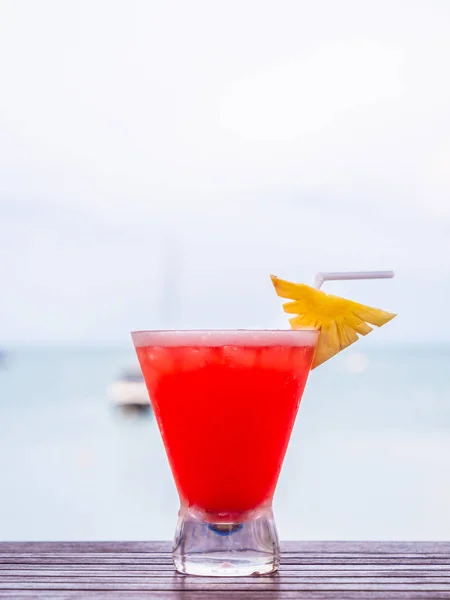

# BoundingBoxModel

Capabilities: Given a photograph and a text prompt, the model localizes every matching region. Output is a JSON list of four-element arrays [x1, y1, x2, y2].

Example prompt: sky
[[1, 0, 450, 343]]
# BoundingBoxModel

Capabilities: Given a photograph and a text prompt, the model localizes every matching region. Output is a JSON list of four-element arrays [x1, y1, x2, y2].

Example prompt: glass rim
[[131, 329, 319, 348]]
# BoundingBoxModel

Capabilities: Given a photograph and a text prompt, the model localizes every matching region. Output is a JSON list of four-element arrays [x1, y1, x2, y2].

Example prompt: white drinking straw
[[314, 270, 395, 290]]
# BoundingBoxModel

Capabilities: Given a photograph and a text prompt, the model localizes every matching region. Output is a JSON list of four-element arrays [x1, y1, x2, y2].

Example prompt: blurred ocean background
[[1, 342, 449, 542], [1, 0, 450, 544]]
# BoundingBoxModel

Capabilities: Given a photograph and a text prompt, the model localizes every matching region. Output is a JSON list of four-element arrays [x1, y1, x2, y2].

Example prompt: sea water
[[0, 343, 449, 541]]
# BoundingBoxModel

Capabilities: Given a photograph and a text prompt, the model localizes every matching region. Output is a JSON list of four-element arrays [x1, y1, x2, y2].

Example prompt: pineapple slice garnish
[[271, 275, 396, 369]]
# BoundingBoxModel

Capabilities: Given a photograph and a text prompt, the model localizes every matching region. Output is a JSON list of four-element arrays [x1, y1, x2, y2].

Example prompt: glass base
[[173, 506, 279, 576]]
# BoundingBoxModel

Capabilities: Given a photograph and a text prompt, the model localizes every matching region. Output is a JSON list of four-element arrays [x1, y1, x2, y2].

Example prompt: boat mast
[[159, 241, 180, 329]]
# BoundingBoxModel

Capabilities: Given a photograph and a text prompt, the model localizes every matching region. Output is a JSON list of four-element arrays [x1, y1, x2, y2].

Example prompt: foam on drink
[[131, 329, 318, 348]]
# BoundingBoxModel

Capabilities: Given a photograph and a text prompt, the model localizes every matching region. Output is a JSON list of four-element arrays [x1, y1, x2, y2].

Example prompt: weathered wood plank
[[0, 552, 448, 561], [2, 556, 450, 568], [1, 576, 450, 587], [2, 551, 450, 559], [1, 593, 450, 600], [2, 567, 450, 577], [2, 541, 450, 553], [1, 581, 450, 591]]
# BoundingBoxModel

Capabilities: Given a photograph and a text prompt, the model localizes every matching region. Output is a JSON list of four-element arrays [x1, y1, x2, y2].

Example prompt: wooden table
[[1, 541, 449, 599]]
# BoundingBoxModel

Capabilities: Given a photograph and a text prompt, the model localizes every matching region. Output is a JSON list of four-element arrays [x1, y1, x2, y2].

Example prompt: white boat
[[109, 369, 151, 413]]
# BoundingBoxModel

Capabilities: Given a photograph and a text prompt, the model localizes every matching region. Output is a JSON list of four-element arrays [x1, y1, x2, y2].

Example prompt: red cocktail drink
[[132, 330, 318, 576]]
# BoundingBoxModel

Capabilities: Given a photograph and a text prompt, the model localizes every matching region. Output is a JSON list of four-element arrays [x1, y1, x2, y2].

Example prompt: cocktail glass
[[131, 329, 318, 576]]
